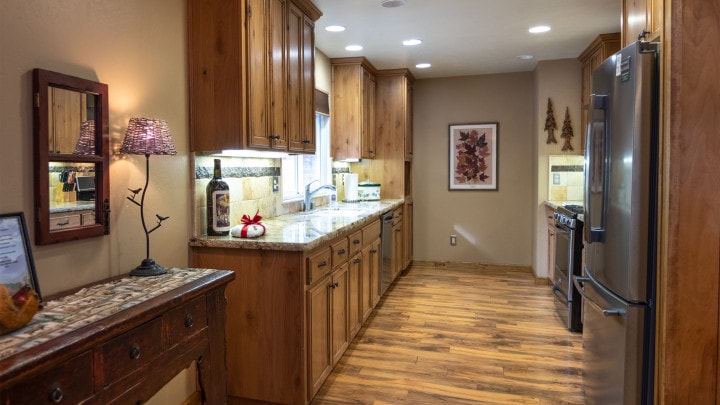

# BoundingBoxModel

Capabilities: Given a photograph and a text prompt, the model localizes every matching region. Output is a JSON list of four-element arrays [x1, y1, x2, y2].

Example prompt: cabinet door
[[392, 220, 403, 279], [404, 79, 413, 160], [403, 200, 413, 268], [360, 244, 372, 320], [287, 3, 316, 153], [307, 277, 331, 398], [348, 252, 362, 338], [361, 69, 376, 158], [330, 263, 349, 365], [247, 0, 287, 150], [369, 238, 381, 308]]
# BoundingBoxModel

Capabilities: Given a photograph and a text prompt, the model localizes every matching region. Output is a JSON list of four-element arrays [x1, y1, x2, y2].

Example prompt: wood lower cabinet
[[391, 206, 404, 279], [191, 217, 384, 404], [187, 0, 321, 153], [0, 269, 233, 405], [546, 205, 557, 280]]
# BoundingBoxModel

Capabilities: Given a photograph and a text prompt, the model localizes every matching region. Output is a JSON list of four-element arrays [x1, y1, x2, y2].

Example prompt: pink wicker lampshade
[[120, 117, 177, 156], [73, 120, 95, 155]]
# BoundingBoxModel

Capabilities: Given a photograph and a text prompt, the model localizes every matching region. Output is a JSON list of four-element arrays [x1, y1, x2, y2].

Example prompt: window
[[282, 113, 332, 200]]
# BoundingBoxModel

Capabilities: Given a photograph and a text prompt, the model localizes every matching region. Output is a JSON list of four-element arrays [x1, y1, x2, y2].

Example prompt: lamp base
[[130, 258, 167, 277]]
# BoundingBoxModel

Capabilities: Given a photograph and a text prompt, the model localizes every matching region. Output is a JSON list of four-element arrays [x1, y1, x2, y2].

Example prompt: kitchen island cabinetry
[[578, 33, 620, 151], [330, 57, 377, 160], [191, 212, 388, 404], [187, 0, 321, 152]]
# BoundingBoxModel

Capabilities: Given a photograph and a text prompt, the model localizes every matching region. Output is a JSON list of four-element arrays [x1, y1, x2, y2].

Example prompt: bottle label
[[211, 190, 231, 231]]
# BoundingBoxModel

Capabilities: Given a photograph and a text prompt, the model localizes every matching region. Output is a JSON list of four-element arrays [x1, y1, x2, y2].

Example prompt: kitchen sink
[[306, 208, 367, 217]]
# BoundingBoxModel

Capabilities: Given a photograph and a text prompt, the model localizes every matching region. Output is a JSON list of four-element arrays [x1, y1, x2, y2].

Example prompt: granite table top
[[189, 199, 404, 252]]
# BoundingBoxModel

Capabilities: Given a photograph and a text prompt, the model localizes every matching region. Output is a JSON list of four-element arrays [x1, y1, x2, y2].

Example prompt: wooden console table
[[0, 268, 234, 404]]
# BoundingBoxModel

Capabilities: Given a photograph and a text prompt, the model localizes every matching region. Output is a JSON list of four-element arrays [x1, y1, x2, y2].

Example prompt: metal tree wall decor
[[561, 107, 575, 151], [544, 98, 557, 144]]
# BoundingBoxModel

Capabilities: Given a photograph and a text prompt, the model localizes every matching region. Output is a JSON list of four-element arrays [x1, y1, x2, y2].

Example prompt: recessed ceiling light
[[345, 45, 363, 52], [517, 55, 534, 60], [381, 0, 406, 7], [325, 25, 346, 32], [529, 25, 551, 33], [415, 63, 431, 69], [403, 39, 423, 46]]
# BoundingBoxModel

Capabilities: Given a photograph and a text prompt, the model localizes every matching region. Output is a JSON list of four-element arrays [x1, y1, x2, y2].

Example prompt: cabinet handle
[[338, 249, 346, 255], [318, 260, 328, 268], [352, 239, 361, 245], [370, 249, 378, 253], [184, 314, 194, 328], [302, 140, 311, 144], [329, 281, 339, 289], [395, 229, 401, 233], [368, 150, 374, 153], [129, 344, 141, 360], [353, 258, 361, 264], [49, 385, 63, 403], [56, 220, 70, 226]]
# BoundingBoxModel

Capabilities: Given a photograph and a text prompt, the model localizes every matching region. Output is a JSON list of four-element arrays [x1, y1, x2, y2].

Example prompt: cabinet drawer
[[392, 207, 403, 226], [49, 213, 81, 230], [165, 295, 208, 348], [331, 238, 350, 268], [81, 211, 96, 225], [362, 219, 381, 243], [348, 230, 363, 256], [2, 351, 93, 404], [95, 317, 163, 387], [307, 247, 332, 284]]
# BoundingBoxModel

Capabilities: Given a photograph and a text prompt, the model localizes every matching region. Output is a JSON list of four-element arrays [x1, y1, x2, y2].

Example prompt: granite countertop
[[189, 199, 404, 252], [49, 201, 95, 214]]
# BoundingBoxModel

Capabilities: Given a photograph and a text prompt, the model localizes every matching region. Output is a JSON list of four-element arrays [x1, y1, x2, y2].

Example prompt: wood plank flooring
[[311, 262, 584, 404]]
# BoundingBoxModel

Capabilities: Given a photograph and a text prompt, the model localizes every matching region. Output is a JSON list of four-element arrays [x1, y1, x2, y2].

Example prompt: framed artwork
[[449, 123, 498, 190], [0, 212, 41, 300]]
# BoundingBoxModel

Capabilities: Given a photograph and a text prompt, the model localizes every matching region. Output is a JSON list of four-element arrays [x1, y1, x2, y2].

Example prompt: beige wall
[[531, 59, 583, 277], [412, 73, 535, 266], [0, 0, 193, 402]]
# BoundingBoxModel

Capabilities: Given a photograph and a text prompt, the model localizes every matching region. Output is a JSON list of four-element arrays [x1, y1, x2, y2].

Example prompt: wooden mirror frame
[[32, 68, 110, 245]]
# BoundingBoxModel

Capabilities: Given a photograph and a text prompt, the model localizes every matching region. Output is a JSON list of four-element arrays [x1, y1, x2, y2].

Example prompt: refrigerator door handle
[[573, 276, 626, 317], [585, 94, 609, 244]]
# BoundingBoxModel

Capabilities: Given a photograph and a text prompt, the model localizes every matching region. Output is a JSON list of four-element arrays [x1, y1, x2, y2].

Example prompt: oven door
[[552, 222, 574, 328]]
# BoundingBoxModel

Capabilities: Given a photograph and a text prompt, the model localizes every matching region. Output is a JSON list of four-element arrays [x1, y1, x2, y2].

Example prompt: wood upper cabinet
[[577, 33, 621, 151], [622, 0, 663, 46], [187, 0, 321, 153], [287, 1, 316, 153], [330, 57, 377, 160]]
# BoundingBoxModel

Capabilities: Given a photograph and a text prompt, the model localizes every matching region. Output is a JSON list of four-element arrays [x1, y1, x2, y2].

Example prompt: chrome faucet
[[304, 180, 336, 211]]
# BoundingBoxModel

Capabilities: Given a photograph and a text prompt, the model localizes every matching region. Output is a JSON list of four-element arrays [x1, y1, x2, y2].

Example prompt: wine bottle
[[206, 159, 230, 236]]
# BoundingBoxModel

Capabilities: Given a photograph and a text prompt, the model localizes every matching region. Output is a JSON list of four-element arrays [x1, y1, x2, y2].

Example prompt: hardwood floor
[[311, 262, 584, 404]]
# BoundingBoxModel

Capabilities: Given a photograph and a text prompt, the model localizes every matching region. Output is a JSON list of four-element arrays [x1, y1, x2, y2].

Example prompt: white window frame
[[282, 113, 331, 201]]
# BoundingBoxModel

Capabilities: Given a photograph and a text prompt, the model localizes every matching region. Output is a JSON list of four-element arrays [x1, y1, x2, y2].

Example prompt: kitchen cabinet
[[187, 0, 321, 153], [191, 215, 384, 404], [391, 206, 404, 279], [578, 33, 621, 151], [622, 0, 663, 46], [0, 269, 234, 405], [546, 205, 557, 280], [287, 2, 317, 153], [403, 199, 413, 269], [330, 57, 377, 160]]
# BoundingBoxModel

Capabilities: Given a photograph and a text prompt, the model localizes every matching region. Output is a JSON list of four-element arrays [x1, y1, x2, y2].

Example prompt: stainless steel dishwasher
[[381, 211, 393, 295]]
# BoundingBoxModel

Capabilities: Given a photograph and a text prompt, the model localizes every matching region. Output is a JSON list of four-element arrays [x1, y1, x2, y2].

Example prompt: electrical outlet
[[272, 176, 279, 193], [450, 234, 457, 246]]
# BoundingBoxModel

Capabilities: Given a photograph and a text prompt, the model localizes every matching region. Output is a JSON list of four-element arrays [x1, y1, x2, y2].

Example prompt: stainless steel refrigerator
[[574, 41, 659, 405]]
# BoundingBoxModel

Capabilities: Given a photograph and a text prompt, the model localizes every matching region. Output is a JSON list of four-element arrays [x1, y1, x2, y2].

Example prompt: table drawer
[[95, 317, 163, 387], [165, 295, 208, 348], [307, 247, 332, 284], [331, 238, 349, 268], [2, 351, 93, 404], [348, 230, 363, 256]]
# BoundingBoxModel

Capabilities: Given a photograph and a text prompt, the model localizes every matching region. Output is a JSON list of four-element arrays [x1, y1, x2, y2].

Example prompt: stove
[[552, 204, 584, 332]]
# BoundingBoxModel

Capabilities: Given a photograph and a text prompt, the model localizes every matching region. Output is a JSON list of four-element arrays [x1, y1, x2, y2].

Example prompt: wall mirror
[[33, 68, 110, 245]]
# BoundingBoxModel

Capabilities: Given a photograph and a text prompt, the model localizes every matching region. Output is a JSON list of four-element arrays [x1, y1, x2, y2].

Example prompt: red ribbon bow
[[241, 210, 263, 225]]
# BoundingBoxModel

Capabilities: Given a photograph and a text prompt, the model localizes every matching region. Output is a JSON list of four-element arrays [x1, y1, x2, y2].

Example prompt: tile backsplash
[[548, 155, 584, 202]]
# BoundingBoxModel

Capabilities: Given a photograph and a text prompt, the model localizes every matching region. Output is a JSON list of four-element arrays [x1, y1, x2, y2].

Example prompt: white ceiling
[[313, 0, 622, 79]]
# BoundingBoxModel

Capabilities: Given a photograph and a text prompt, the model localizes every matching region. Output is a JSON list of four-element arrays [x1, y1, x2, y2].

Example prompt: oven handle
[[573, 276, 625, 317]]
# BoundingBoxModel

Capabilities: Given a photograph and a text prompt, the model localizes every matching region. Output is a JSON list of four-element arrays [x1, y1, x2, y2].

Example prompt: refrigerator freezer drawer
[[574, 275, 648, 405]]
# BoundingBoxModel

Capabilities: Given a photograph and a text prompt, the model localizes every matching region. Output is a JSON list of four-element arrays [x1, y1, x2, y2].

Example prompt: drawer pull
[[56, 220, 70, 226], [352, 239, 361, 245], [353, 258, 361, 264], [337, 249, 346, 255], [329, 281, 339, 289], [49, 385, 63, 403], [184, 314, 194, 328], [370, 249, 378, 253], [129, 344, 141, 360], [318, 260, 328, 268]]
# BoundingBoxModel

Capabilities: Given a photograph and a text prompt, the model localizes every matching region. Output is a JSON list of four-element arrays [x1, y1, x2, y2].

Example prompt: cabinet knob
[[318, 260, 328, 268], [329, 281, 339, 289], [302, 140, 311, 144], [338, 249, 346, 255], [352, 239, 361, 245], [353, 258, 361, 264], [129, 344, 141, 360], [184, 314, 194, 328], [370, 249, 378, 253], [49, 385, 64, 403]]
